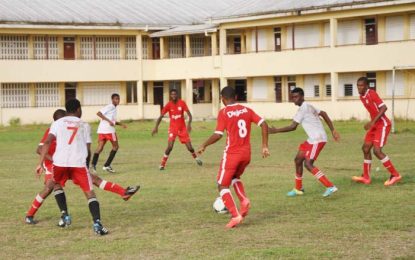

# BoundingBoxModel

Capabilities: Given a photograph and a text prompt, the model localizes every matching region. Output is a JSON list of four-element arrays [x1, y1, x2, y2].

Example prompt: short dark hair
[[111, 93, 120, 99], [291, 87, 304, 96], [65, 99, 81, 113], [170, 89, 178, 94], [53, 109, 66, 121], [357, 77, 369, 85], [221, 86, 236, 99]]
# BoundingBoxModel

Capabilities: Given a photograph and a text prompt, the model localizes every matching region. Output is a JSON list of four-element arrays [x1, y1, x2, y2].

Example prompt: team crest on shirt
[[172, 115, 182, 120], [178, 107, 182, 111]]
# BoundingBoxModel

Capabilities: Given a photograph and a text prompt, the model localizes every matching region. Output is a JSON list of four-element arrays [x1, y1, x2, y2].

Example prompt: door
[[153, 87, 164, 110], [288, 82, 296, 102], [63, 37, 75, 60], [152, 38, 160, 59], [233, 36, 241, 54], [65, 83, 77, 102], [235, 79, 247, 101], [365, 18, 377, 45], [274, 28, 281, 51]]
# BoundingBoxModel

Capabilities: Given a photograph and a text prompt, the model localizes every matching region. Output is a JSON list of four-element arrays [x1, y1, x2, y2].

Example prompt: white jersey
[[97, 103, 117, 134], [49, 116, 88, 167], [83, 122, 92, 144], [293, 102, 327, 144]]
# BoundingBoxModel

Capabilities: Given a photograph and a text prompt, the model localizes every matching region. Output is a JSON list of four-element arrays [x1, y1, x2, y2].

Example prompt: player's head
[[53, 109, 66, 121], [65, 99, 82, 118], [357, 77, 369, 95], [111, 93, 120, 106], [170, 89, 178, 102], [220, 86, 236, 106], [290, 87, 304, 106]]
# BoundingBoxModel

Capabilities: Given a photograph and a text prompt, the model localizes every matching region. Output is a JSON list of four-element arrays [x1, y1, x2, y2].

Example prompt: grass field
[[0, 119, 414, 259]]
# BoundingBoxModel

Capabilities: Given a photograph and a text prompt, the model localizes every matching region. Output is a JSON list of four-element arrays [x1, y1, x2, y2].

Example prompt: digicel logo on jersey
[[227, 107, 248, 118], [172, 115, 182, 120]]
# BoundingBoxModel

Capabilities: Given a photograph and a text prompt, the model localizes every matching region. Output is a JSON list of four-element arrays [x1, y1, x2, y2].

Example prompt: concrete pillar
[[136, 34, 144, 118], [180, 80, 187, 101], [211, 32, 218, 56], [137, 81, 144, 118], [29, 83, 36, 107], [185, 78, 193, 112], [219, 28, 226, 56], [160, 37, 166, 59], [75, 36, 81, 59], [147, 82, 154, 104], [330, 72, 338, 102], [241, 33, 246, 53], [185, 35, 191, 58], [211, 79, 220, 117], [58, 82, 65, 106], [163, 81, 169, 105], [57, 36, 64, 59], [204, 81, 211, 102], [120, 82, 127, 105], [330, 18, 337, 48]]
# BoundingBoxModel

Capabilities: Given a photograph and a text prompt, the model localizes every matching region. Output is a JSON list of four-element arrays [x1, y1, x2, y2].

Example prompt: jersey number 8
[[237, 119, 247, 138]]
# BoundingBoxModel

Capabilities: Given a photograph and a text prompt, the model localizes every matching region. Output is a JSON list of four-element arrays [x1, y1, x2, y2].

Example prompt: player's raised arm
[[319, 110, 340, 142], [269, 121, 299, 134], [260, 121, 270, 158]]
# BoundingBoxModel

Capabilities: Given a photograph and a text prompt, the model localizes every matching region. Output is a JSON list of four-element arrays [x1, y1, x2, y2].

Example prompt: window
[[344, 84, 353, 96], [274, 76, 282, 102], [152, 38, 160, 59], [314, 85, 320, 97], [274, 28, 281, 51], [325, 85, 332, 97], [385, 16, 404, 42], [125, 37, 137, 60], [83, 83, 121, 105], [33, 36, 59, 60], [294, 24, 320, 49], [193, 80, 205, 103], [80, 36, 94, 59], [365, 18, 377, 45], [95, 36, 120, 60], [287, 76, 296, 102], [337, 20, 360, 45], [65, 83, 77, 103], [143, 82, 148, 103], [169, 81, 181, 98], [251, 29, 267, 52], [1, 83, 30, 108], [142, 37, 148, 59], [126, 82, 137, 104], [0, 35, 29, 60], [234, 36, 241, 54], [35, 83, 60, 107], [324, 23, 330, 46], [367, 72, 377, 90], [169, 36, 185, 58], [410, 14, 415, 39], [190, 35, 205, 57], [304, 75, 320, 97], [252, 78, 268, 100]]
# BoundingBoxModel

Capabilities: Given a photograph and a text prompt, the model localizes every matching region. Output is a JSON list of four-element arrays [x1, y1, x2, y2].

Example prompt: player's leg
[[25, 176, 55, 224], [103, 135, 119, 173], [353, 130, 374, 184], [91, 139, 106, 172], [287, 145, 306, 197], [231, 159, 250, 217], [372, 126, 401, 186], [52, 166, 71, 227], [184, 141, 203, 166], [159, 140, 175, 170], [91, 173, 140, 201]]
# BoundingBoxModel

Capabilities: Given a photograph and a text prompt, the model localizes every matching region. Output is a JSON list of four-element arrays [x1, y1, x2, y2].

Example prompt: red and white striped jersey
[[360, 89, 391, 126]]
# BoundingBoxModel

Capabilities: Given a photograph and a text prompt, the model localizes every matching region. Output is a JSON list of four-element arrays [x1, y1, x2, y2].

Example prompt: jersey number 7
[[67, 126, 79, 144]]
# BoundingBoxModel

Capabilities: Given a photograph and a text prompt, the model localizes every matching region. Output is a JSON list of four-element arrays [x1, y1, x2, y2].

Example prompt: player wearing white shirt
[[269, 88, 340, 197], [36, 99, 109, 235], [91, 93, 127, 173]]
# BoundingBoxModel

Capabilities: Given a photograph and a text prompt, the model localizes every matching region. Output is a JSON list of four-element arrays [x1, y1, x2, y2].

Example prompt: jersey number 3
[[237, 119, 247, 138], [67, 127, 79, 144]]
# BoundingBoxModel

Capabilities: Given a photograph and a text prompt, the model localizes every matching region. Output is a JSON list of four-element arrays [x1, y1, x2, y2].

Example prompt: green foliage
[[8, 117, 21, 127]]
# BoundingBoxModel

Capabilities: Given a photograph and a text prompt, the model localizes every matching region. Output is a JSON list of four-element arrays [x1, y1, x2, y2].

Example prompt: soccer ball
[[213, 197, 228, 214]]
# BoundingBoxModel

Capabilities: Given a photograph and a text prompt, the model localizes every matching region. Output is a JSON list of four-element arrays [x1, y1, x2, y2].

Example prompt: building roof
[[150, 24, 217, 37], [209, 0, 406, 21], [0, 0, 240, 28]]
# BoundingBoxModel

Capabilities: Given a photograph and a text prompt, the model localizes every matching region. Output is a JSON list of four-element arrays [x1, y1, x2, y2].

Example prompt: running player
[[269, 87, 339, 197], [152, 89, 202, 170], [197, 86, 270, 229], [91, 93, 127, 173], [36, 99, 108, 235], [352, 77, 402, 186]]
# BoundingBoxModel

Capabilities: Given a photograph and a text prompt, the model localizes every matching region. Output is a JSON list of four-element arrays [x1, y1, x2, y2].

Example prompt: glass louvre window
[[190, 35, 205, 57], [95, 36, 120, 60], [169, 36, 185, 58], [35, 83, 60, 107], [0, 35, 29, 60], [125, 37, 137, 60], [33, 36, 59, 60], [1, 83, 30, 108]]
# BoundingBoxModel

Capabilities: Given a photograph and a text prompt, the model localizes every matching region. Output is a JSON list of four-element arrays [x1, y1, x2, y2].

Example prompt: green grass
[[0, 120, 414, 259]]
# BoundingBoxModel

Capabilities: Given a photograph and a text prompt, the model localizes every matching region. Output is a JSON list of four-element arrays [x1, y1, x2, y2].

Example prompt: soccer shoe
[[195, 157, 203, 166], [352, 176, 371, 185], [384, 175, 402, 186], [159, 165, 165, 171], [286, 188, 304, 197], [323, 186, 338, 197], [25, 216, 37, 225], [225, 215, 243, 229], [240, 199, 251, 217], [93, 220, 109, 236], [58, 214, 72, 228], [122, 185, 140, 201], [102, 166, 115, 173]]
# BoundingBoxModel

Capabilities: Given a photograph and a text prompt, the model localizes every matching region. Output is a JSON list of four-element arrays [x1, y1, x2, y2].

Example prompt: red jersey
[[215, 104, 264, 154], [360, 89, 391, 126], [161, 100, 189, 130], [39, 128, 56, 165]]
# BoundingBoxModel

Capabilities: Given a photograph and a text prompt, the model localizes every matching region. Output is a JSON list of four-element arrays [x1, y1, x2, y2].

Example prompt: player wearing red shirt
[[198, 86, 270, 229], [152, 89, 202, 170], [352, 77, 402, 186]]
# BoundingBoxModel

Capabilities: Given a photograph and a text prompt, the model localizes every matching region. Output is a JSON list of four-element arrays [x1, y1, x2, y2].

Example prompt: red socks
[[381, 156, 400, 177], [220, 189, 240, 218], [161, 154, 169, 167], [191, 152, 197, 159], [363, 160, 371, 179], [232, 179, 247, 202], [27, 194, 44, 217], [311, 167, 333, 188], [295, 174, 303, 190], [99, 180, 125, 197]]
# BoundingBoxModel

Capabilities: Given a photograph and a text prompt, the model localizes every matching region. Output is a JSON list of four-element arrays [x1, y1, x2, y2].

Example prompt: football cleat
[[58, 213, 71, 228], [93, 220, 109, 236], [323, 186, 338, 197], [287, 188, 305, 197], [225, 215, 243, 229], [102, 166, 115, 173], [352, 176, 371, 185], [159, 165, 165, 171], [384, 175, 402, 186], [122, 185, 140, 201], [25, 216, 37, 225], [195, 157, 203, 166], [240, 199, 251, 217]]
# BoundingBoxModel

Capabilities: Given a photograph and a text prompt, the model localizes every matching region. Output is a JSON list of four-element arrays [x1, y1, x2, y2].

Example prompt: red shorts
[[98, 133, 117, 142], [43, 161, 54, 184], [299, 141, 326, 160], [168, 128, 190, 144], [365, 124, 391, 148], [217, 152, 250, 187], [53, 166, 93, 192]]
